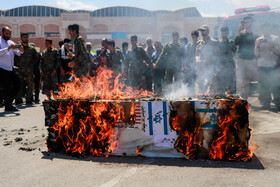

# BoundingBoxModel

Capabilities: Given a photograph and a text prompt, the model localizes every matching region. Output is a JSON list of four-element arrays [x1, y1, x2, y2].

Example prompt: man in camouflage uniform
[[15, 33, 39, 104], [216, 26, 236, 94], [41, 39, 60, 99], [196, 25, 218, 94], [106, 40, 124, 77], [124, 35, 152, 90], [68, 24, 89, 78], [155, 32, 184, 90], [184, 30, 200, 94]]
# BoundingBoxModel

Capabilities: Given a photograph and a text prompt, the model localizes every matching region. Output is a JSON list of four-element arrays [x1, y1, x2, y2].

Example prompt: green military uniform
[[41, 48, 60, 92], [15, 44, 39, 102], [156, 42, 184, 86], [125, 46, 152, 90], [73, 35, 89, 78], [106, 48, 124, 76], [216, 39, 236, 94]]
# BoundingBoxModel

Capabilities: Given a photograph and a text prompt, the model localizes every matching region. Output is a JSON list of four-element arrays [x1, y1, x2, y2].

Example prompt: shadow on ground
[[0, 111, 20, 117], [41, 152, 264, 170]]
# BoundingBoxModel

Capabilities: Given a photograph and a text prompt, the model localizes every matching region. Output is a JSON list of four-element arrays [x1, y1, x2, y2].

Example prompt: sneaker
[[5, 106, 19, 112]]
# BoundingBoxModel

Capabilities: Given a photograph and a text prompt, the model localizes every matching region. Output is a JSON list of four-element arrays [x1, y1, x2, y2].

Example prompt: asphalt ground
[[0, 93, 279, 186]]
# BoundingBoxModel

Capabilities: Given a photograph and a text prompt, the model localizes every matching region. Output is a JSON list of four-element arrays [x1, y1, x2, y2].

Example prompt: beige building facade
[[0, 5, 222, 51]]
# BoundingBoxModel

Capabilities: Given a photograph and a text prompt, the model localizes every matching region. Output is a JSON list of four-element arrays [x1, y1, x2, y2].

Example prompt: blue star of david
[[153, 114, 163, 124], [209, 114, 218, 124]]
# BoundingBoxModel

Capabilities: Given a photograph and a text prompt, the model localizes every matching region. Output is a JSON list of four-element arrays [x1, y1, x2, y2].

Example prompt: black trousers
[[34, 67, 40, 100], [0, 68, 21, 108]]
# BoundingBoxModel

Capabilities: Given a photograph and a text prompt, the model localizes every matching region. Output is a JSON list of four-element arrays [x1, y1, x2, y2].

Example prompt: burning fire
[[209, 99, 255, 161], [58, 68, 153, 100], [49, 68, 153, 156], [170, 99, 256, 161]]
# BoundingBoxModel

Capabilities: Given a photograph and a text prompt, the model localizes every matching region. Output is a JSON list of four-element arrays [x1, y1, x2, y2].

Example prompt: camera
[[14, 43, 21, 49]]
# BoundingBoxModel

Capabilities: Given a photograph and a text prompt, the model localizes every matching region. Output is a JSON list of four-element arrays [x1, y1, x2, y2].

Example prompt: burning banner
[[43, 68, 256, 161]]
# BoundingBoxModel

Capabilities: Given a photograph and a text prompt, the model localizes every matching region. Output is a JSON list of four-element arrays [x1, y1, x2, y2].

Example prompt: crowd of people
[[0, 15, 280, 112]]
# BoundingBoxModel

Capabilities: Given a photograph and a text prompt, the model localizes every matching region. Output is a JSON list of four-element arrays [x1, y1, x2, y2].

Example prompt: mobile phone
[[14, 43, 21, 49]]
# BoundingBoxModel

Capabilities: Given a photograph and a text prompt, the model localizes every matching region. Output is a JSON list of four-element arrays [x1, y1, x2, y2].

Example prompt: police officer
[[155, 32, 184, 91], [15, 33, 39, 105], [216, 26, 236, 94], [124, 35, 152, 90], [41, 39, 60, 99], [68, 24, 89, 78]]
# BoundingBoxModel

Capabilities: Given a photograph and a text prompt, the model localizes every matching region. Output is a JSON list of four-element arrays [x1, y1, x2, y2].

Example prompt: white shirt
[[0, 37, 22, 71], [255, 35, 280, 67]]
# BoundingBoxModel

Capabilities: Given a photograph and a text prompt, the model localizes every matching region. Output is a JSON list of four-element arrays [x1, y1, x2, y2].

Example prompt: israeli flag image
[[143, 101, 178, 148]]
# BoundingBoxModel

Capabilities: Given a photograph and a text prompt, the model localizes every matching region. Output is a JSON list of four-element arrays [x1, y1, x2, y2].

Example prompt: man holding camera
[[235, 16, 258, 100], [15, 33, 39, 105], [0, 26, 23, 111]]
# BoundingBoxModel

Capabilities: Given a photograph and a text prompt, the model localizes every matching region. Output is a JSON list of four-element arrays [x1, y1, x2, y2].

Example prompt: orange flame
[[209, 99, 256, 161], [50, 68, 153, 156]]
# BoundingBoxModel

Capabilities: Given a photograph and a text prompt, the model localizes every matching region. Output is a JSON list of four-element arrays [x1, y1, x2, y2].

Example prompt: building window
[[15, 8, 18, 16], [113, 7, 118, 16], [46, 7, 50, 16], [19, 8, 22, 16], [32, 6, 36, 16], [28, 6, 31, 16], [21, 32, 36, 38], [44, 32, 60, 37], [102, 9, 105, 17], [51, 8, 55, 16], [24, 7, 27, 16], [119, 7, 123, 17], [42, 7, 45, 17], [56, 8, 59, 16], [105, 8, 109, 16], [10, 9, 14, 16]]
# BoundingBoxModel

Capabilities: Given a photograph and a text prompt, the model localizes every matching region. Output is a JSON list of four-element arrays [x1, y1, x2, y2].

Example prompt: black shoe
[[26, 101, 33, 105], [35, 99, 40, 104], [15, 99, 23, 105], [5, 106, 19, 112]]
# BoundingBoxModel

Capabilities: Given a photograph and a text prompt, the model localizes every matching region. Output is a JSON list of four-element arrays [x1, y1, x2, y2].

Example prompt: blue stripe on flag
[[202, 123, 218, 129], [190, 101, 195, 109], [148, 102, 153, 135], [196, 109, 219, 113], [163, 102, 168, 135]]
